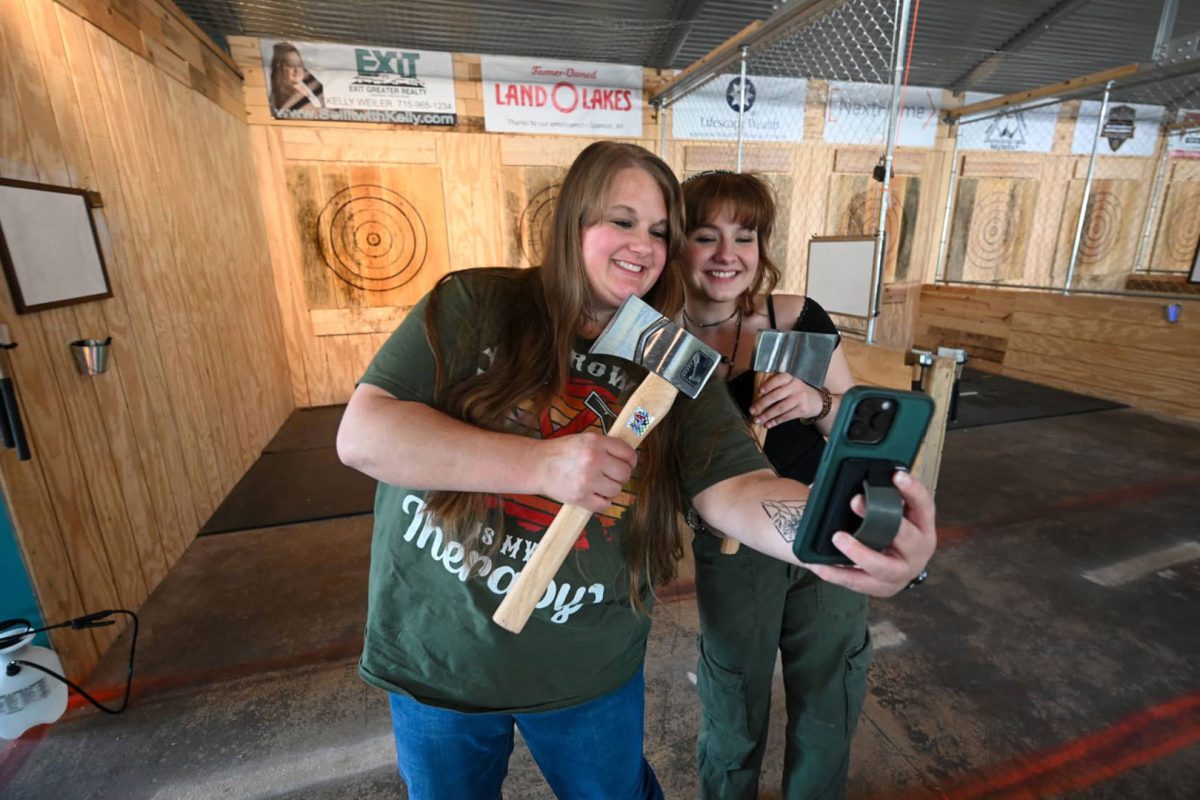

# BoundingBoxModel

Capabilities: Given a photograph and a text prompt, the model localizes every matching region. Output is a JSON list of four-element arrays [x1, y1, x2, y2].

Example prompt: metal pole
[[736, 46, 749, 173], [933, 129, 961, 283], [940, 277, 1198, 303], [1064, 80, 1113, 295], [869, 0, 913, 343], [657, 101, 668, 161], [1132, 122, 1172, 273], [1153, 0, 1180, 61]]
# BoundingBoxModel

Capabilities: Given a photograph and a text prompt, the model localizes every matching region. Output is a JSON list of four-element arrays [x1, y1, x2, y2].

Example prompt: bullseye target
[[519, 184, 560, 266], [1164, 189, 1200, 263], [966, 191, 1020, 273], [1078, 190, 1122, 265], [842, 190, 902, 263], [317, 184, 428, 291]]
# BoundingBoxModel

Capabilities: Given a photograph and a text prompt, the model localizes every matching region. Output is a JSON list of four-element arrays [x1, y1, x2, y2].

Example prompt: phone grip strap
[[853, 478, 903, 551]]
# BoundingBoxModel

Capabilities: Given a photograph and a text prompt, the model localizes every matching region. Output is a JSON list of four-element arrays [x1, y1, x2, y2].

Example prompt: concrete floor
[[2, 407, 1199, 799]]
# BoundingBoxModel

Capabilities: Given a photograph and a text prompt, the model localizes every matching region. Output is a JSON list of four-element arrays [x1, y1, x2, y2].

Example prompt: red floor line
[[937, 473, 1200, 549], [879, 691, 1200, 800]]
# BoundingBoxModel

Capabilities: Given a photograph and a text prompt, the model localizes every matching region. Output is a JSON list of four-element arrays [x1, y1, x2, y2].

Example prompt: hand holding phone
[[792, 386, 934, 567]]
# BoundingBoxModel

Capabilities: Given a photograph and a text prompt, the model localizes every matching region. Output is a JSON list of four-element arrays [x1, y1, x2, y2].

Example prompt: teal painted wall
[[0, 494, 47, 644]]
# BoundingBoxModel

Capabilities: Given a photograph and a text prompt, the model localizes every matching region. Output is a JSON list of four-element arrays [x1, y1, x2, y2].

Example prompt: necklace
[[724, 309, 744, 368], [682, 307, 738, 328]]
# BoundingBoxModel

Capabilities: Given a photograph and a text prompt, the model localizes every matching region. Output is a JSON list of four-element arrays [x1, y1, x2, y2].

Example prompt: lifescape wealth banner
[[671, 74, 807, 142], [481, 55, 643, 136], [260, 39, 457, 125]]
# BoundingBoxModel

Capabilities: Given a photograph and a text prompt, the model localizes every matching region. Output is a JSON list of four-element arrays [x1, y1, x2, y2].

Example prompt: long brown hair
[[423, 142, 689, 604], [683, 171, 781, 315], [269, 42, 305, 110]]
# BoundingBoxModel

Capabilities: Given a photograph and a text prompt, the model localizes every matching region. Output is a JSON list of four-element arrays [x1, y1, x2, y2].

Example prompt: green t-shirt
[[357, 269, 769, 713]]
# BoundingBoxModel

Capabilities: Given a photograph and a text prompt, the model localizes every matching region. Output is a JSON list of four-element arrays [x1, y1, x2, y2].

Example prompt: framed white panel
[[1191, 238, 1200, 284], [0, 179, 111, 314], [805, 236, 877, 318]]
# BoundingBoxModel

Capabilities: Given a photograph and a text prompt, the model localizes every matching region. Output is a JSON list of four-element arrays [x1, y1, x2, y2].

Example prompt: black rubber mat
[[948, 368, 1126, 430], [263, 404, 346, 453], [199, 446, 375, 535]]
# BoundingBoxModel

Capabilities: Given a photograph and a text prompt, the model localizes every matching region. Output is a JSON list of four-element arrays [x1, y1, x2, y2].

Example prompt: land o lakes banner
[[823, 81, 941, 148], [671, 74, 807, 142], [260, 39, 457, 125], [482, 56, 643, 136]]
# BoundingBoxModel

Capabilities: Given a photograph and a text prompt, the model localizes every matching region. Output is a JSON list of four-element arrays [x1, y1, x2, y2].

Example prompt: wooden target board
[[825, 173, 921, 282], [1149, 180, 1200, 271], [286, 163, 450, 309], [1055, 179, 1146, 289], [945, 177, 1038, 283], [503, 165, 567, 268]]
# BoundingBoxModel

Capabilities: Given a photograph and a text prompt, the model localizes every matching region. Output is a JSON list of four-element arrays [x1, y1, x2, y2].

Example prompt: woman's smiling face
[[684, 205, 760, 304], [580, 166, 669, 321]]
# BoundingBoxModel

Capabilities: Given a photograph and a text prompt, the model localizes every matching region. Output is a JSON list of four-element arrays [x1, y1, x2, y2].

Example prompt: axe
[[492, 295, 722, 633], [718, 328, 839, 555]]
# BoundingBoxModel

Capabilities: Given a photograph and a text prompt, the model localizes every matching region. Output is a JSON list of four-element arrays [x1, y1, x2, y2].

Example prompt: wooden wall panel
[[0, 0, 292, 678], [914, 285, 1200, 420]]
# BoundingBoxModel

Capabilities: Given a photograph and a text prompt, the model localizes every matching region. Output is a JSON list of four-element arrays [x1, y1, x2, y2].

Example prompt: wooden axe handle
[[718, 372, 771, 556], [493, 371, 680, 634]]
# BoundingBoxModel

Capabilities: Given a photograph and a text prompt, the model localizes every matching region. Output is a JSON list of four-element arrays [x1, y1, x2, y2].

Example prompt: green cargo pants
[[692, 527, 872, 800]]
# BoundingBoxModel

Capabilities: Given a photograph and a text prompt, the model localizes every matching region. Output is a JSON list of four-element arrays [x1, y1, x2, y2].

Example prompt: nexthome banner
[[823, 81, 941, 148], [260, 39, 457, 125], [482, 55, 643, 137]]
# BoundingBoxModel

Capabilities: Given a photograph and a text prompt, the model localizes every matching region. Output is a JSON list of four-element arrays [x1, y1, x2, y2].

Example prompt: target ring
[[966, 191, 1019, 274], [1165, 190, 1200, 263], [843, 191, 902, 263], [317, 184, 428, 291], [1079, 190, 1122, 265], [519, 184, 561, 265]]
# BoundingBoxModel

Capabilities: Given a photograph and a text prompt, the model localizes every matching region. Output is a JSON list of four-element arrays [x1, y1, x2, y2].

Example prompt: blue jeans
[[388, 668, 664, 800]]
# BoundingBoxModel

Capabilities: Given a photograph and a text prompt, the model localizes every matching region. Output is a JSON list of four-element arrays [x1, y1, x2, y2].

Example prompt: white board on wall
[[805, 236, 877, 318]]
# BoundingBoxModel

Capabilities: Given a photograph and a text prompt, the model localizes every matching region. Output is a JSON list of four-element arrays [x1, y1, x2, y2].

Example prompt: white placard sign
[[671, 74, 807, 142], [806, 237, 876, 318], [1072, 101, 1164, 156], [260, 39, 457, 125], [957, 92, 1059, 152], [1168, 109, 1200, 159], [482, 56, 643, 137], [824, 82, 941, 148]]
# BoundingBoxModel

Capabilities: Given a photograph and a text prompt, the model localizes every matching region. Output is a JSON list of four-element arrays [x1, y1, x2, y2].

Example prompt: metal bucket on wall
[[69, 337, 112, 376]]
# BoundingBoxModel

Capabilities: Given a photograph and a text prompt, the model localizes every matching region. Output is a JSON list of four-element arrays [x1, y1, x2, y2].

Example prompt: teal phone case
[[792, 386, 934, 565]]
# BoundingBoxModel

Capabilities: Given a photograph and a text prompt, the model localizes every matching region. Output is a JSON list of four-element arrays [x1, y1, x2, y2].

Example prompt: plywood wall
[[0, 0, 292, 677], [233, 36, 670, 406], [914, 285, 1200, 421]]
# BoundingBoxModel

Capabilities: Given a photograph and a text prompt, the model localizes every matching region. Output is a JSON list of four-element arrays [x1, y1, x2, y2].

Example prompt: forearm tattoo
[[762, 500, 807, 543]]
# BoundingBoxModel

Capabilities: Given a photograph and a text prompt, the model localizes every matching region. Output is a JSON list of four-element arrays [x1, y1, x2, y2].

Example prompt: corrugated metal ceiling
[[179, 0, 1200, 102]]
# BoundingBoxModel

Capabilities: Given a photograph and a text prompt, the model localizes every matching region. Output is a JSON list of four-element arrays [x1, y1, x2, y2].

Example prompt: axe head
[[752, 329, 839, 387], [590, 295, 721, 399]]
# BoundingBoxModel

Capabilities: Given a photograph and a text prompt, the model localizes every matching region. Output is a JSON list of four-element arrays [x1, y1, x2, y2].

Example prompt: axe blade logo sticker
[[681, 350, 715, 390], [627, 408, 654, 437], [584, 391, 617, 434]]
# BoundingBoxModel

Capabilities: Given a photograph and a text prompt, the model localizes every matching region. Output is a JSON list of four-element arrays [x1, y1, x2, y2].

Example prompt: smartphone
[[792, 386, 934, 565]]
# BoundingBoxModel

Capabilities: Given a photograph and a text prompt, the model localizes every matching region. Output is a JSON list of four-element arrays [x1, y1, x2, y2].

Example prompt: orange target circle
[[519, 184, 560, 266], [317, 184, 428, 292]]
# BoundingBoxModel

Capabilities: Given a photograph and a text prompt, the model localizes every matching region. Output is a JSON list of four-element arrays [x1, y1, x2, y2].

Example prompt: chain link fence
[[655, 0, 914, 340], [939, 46, 1200, 296]]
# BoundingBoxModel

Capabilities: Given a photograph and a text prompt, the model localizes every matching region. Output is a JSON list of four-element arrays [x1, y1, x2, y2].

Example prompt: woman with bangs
[[681, 170, 867, 800], [337, 144, 935, 800]]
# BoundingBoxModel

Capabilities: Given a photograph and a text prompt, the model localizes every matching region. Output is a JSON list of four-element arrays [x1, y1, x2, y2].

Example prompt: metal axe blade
[[590, 295, 722, 399], [752, 329, 838, 387]]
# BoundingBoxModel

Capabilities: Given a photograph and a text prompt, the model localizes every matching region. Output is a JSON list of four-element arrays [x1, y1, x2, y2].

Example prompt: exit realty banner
[[260, 39, 457, 125], [481, 55, 643, 136]]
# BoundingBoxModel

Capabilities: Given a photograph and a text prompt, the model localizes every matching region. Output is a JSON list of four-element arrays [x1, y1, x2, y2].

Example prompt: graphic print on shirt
[[501, 353, 641, 547]]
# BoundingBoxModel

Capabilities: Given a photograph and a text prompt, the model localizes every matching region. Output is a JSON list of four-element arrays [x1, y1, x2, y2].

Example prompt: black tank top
[[726, 296, 840, 484]]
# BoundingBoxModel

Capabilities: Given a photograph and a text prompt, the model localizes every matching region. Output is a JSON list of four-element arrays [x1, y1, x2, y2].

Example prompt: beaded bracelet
[[800, 386, 833, 425]]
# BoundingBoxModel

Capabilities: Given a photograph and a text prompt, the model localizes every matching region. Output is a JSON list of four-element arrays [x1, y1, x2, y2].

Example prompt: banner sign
[[671, 74, 807, 142], [956, 92, 1059, 153], [1072, 101, 1164, 156], [260, 39, 457, 125], [823, 82, 941, 148], [1168, 109, 1200, 159], [482, 56, 643, 137]]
